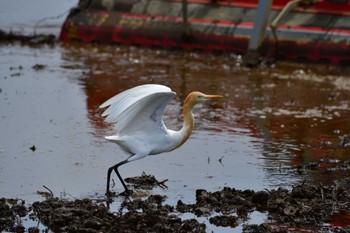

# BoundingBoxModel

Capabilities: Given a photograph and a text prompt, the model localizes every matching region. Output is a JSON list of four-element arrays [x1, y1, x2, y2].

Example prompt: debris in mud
[[242, 223, 285, 233], [340, 134, 350, 147], [29, 145, 36, 152], [125, 172, 168, 190], [2, 176, 350, 232], [176, 180, 350, 231], [31, 195, 205, 233], [209, 215, 239, 227], [0, 198, 28, 233], [10, 72, 21, 77], [295, 159, 350, 175], [32, 64, 47, 71]]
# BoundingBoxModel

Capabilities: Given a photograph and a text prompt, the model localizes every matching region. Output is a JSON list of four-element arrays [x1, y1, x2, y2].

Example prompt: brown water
[[1, 42, 350, 231]]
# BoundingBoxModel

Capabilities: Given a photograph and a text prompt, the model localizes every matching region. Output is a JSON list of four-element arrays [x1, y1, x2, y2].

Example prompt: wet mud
[[1, 174, 350, 233], [178, 182, 350, 232], [124, 172, 168, 190]]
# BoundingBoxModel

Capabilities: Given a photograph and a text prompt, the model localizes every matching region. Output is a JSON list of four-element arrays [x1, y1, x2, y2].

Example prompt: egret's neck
[[177, 101, 195, 147]]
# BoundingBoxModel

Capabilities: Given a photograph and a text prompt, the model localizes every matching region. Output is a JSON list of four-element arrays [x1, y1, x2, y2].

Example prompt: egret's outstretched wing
[[99, 84, 176, 136]]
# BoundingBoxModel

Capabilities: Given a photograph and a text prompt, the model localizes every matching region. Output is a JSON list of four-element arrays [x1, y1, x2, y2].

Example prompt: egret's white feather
[[101, 84, 222, 195], [100, 84, 176, 136]]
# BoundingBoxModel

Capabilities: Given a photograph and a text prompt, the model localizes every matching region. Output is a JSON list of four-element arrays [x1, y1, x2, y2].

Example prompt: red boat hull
[[60, 0, 350, 64]]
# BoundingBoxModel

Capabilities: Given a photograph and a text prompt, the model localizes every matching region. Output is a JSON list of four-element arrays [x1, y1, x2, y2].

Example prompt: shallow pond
[[1, 40, 350, 231]]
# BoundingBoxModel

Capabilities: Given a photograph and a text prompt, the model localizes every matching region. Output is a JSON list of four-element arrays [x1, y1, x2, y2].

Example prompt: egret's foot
[[119, 189, 133, 197], [105, 189, 132, 197]]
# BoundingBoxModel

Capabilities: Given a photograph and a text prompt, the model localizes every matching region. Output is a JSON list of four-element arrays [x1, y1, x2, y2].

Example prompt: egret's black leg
[[106, 166, 114, 195], [106, 160, 129, 195]]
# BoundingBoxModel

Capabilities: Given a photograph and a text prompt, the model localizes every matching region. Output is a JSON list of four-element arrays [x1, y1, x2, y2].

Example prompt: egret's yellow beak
[[203, 94, 223, 100]]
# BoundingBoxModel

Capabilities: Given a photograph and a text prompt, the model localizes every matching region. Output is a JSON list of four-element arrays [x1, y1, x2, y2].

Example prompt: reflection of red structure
[[60, 0, 350, 64], [330, 210, 350, 227], [84, 75, 129, 137], [60, 35, 350, 191]]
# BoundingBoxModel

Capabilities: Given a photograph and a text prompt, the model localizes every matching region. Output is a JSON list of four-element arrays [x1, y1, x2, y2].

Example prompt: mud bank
[[1, 174, 350, 232], [0, 30, 56, 45]]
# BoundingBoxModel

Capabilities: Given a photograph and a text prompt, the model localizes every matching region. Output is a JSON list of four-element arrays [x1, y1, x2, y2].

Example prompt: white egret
[[99, 84, 222, 195]]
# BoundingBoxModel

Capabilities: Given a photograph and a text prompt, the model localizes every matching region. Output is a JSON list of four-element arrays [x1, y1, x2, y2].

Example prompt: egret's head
[[185, 91, 223, 106]]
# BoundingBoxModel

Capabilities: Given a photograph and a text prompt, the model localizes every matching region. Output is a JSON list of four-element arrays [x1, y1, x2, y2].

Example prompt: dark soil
[[2, 173, 350, 232], [177, 183, 350, 232], [31, 196, 205, 233], [124, 172, 168, 190]]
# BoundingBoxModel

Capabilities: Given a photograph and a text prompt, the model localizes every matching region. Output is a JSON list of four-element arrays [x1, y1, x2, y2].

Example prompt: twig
[[43, 185, 54, 197], [218, 155, 225, 166], [301, 179, 307, 187], [33, 8, 70, 35], [112, 178, 115, 188], [157, 179, 169, 189]]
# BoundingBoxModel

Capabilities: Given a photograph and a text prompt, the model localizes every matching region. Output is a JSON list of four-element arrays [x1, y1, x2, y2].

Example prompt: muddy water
[[1, 42, 350, 231]]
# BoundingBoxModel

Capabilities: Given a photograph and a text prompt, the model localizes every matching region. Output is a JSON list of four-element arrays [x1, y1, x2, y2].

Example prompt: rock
[[209, 215, 238, 227], [252, 191, 269, 207]]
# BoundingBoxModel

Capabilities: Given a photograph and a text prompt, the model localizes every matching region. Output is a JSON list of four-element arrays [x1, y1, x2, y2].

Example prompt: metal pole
[[182, 0, 189, 34], [243, 0, 272, 66]]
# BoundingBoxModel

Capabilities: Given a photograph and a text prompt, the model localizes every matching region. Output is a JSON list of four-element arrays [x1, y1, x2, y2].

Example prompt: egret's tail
[[105, 135, 120, 142]]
